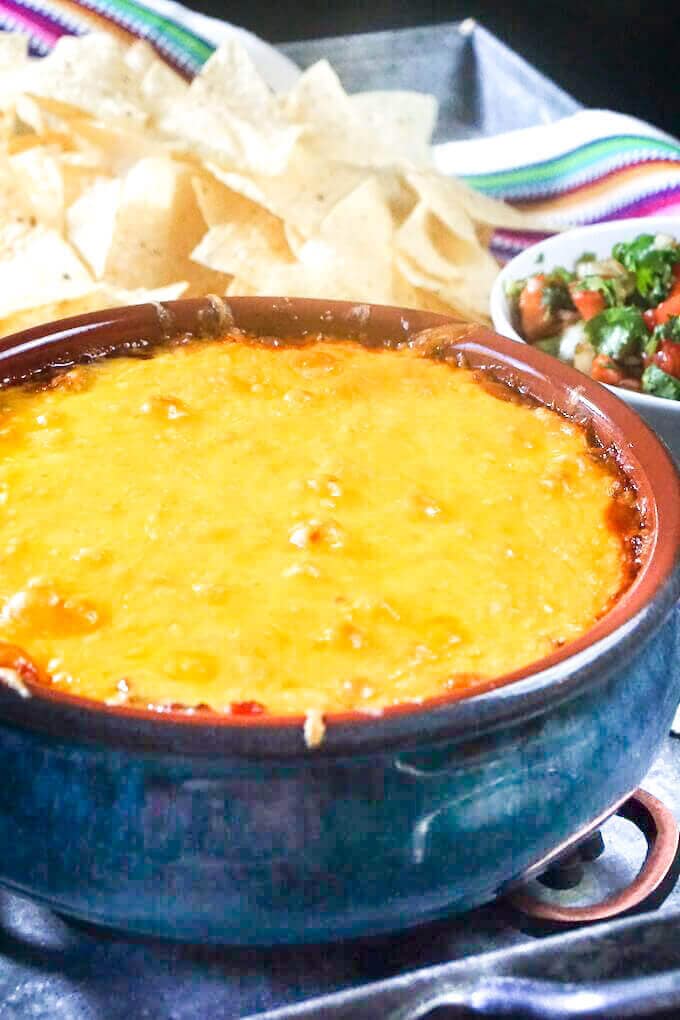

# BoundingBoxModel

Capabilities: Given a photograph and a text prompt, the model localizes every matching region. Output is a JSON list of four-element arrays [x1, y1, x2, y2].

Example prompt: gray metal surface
[[246, 908, 680, 1019], [279, 21, 581, 142], [1, 20, 675, 1020]]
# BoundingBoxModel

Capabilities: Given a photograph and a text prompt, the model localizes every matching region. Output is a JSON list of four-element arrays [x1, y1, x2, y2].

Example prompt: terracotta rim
[[0, 296, 678, 745]]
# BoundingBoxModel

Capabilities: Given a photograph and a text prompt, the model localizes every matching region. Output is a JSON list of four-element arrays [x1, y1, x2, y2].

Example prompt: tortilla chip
[[67, 177, 121, 278], [69, 119, 170, 177], [317, 178, 395, 295], [283, 62, 435, 168], [409, 171, 528, 231], [0, 159, 37, 228], [191, 172, 247, 228], [0, 33, 29, 135], [189, 38, 275, 123], [0, 29, 535, 338], [103, 157, 231, 295], [349, 91, 437, 165], [226, 276, 259, 297], [24, 34, 148, 126], [124, 39, 158, 77], [15, 92, 83, 134], [397, 203, 462, 281], [396, 251, 492, 322], [412, 286, 473, 319], [191, 196, 292, 278], [284, 222, 307, 258], [373, 170, 418, 226], [230, 178, 395, 303], [0, 281, 188, 339], [433, 218, 501, 313], [162, 106, 298, 177], [0, 32, 28, 72], [282, 60, 350, 131], [0, 224, 93, 318], [60, 158, 112, 209], [98, 281, 189, 305], [140, 59, 189, 121], [10, 148, 64, 232], [211, 149, 365, 238], [160, 40, 300, 175]]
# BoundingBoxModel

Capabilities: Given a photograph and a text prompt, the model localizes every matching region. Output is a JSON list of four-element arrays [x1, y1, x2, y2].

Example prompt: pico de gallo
[[506, 232, 680, 400]]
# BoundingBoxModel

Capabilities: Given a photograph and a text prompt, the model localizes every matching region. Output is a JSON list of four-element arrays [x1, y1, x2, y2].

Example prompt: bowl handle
[[505, 787, 679, 925]]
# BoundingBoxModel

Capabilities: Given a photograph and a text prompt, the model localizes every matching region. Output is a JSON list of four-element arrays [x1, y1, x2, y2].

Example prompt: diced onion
[[573, 339, 596, 376], [558, 322, 586, 362]]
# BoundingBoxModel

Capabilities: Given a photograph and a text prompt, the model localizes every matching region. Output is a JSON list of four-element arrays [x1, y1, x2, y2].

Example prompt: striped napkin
[[0, 0, 216, 73], [1, 0, 679, 258], [434, 112, 680, 262]]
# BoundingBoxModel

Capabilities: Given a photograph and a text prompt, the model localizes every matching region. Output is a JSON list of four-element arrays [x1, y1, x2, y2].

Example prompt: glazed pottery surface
[[0, 297, 676, 943], [0, 612, 676, 943]]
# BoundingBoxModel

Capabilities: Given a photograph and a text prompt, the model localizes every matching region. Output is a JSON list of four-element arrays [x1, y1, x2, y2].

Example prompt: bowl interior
[[0, 296, 677, 752]]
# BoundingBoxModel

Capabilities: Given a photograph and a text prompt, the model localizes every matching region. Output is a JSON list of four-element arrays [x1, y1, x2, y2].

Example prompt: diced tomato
[[643, 308, 657, 331], [591, 353, 624, 386], [518, 275, 554, 342], [653, 292, 680, 325], [230, 700, 266, 716], [569, 286, 605, 321], [644, 265, 680, 326], [0, 641, 45, 685], [654, 340, 680, 379]]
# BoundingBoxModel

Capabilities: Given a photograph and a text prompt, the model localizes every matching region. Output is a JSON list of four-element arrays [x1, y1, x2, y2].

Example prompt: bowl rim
[[0, 294, 677, 757], [490, 216, 680, 415]]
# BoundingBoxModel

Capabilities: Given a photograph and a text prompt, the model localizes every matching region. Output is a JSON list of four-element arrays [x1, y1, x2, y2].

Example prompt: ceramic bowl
[[490, 216, 680, 460], [0, 296, 677, 944]]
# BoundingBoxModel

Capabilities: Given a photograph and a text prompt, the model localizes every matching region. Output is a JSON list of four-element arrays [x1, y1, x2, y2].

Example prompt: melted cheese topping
[[0, 337, 629, 715]]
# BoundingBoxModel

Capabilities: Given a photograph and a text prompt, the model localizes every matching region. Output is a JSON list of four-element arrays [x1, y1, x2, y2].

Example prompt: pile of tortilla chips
[[0, 31, 533, 337]]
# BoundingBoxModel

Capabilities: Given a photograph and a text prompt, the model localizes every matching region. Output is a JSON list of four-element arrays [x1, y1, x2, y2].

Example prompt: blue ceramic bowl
[[0, 297, 677, 945]]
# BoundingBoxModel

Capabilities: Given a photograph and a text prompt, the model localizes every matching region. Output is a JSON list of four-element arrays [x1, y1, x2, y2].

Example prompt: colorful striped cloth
[[0, 0, 213, 73], [434, 111, 680, 261], [1, 0, 679, 264]]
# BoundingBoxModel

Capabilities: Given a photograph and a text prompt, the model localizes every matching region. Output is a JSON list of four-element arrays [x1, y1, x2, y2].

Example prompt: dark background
[[185, 1, 677, 137]]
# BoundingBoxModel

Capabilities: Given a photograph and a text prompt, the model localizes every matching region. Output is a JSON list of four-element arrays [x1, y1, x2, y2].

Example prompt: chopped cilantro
[[576, 275, 622, 307], [536, 269, 575, 313], [613, 234, 657, 269], [641, 363, 680, 400], [612, 234, 680, 306], [505, 278, 526, 303], [635, 250, 677, 305], [541, 281, 572, 313], [550, 267, 575, 284], [584, 307, 647, 361], [646, 315, 680, 358], [520, 232, 680, 399], [656, 315, 680, 342], [645, 332, 660, 358]]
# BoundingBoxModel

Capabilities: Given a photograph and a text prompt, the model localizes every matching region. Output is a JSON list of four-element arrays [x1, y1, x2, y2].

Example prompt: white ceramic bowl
[[490, 216, 680, 460]]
